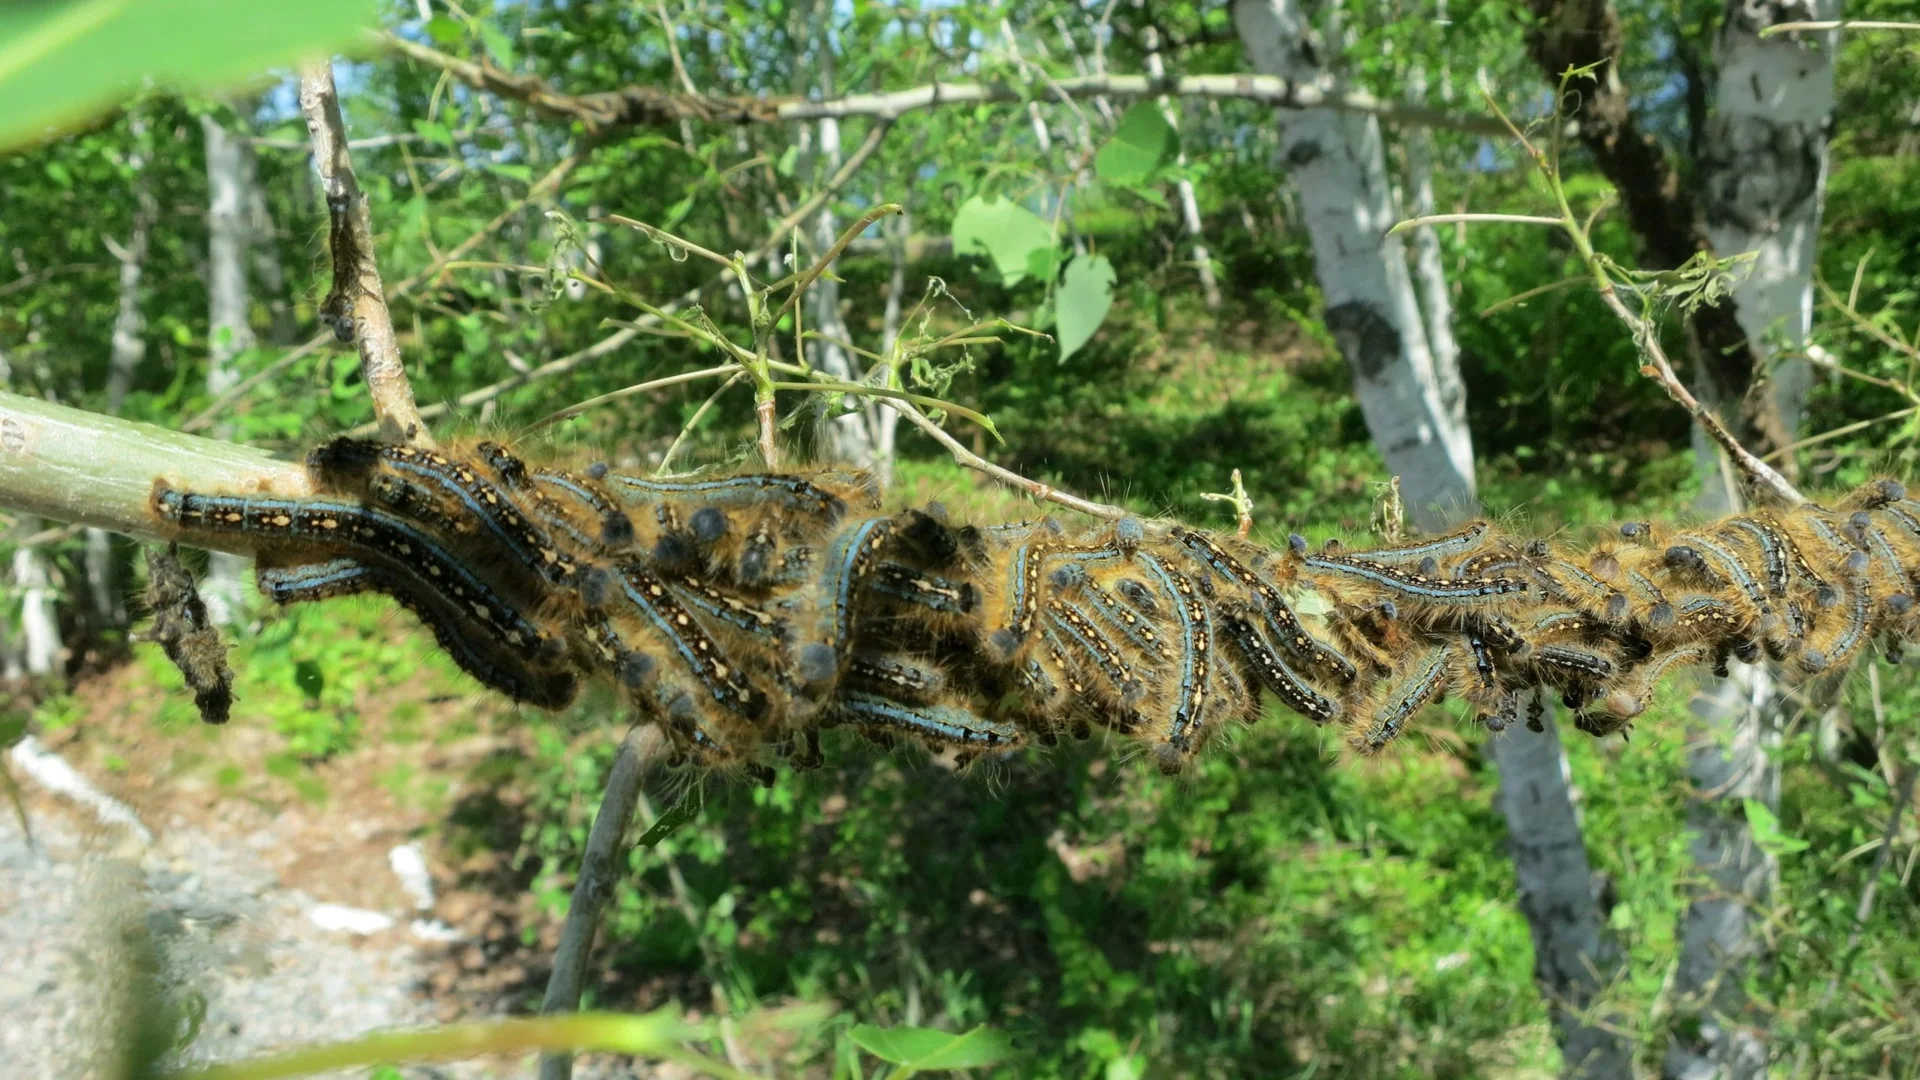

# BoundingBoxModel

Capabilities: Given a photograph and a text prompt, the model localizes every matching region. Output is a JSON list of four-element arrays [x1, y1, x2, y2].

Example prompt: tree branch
[[383, 32, 1515, 138], [538, 723, 669, 1080], [0, 391, 306, 551], [300, 59, 430, 446]]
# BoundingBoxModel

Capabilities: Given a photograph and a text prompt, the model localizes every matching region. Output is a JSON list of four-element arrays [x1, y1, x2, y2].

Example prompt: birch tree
[[89, 111, 158, 632], [1667, 5, 1841, 1077], [1231, 0, 1473, 531], [1233, 2, 1631, 1071], [199, 111, 255, 624]]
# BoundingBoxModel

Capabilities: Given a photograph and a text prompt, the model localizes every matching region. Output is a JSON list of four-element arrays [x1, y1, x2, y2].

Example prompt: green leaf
[[1056, 254, 1116, 361], [293, 658, 325, 701], [951, 195, 1054, 287], [477, 21, 516, 69], [635, 789, 700, 849], [1744, 798, 1810, 856], [849, 1024, 1018, 1071], [1094, 102, 1178, 188], [422, 15, 463, 45], [0, 0, 381, 151], [412, 118, 452, 147]]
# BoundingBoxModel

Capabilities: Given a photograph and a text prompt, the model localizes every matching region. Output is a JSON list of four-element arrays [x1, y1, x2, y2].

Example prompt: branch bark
[[0, 391, 306, 551], [382, 32, 1517, 138], [299, 60, 429, 447]]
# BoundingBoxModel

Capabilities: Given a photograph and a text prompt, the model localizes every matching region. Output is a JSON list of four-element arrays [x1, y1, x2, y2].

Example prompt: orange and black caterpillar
[[150, 438, 1920, 779]]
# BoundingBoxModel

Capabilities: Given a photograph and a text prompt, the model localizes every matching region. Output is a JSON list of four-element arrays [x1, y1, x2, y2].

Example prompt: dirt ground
[[0, 655, 669, 1079]]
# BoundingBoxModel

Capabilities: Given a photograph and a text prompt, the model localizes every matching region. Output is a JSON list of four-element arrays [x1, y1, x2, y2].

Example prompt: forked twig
[[300, 60, 429, 447]]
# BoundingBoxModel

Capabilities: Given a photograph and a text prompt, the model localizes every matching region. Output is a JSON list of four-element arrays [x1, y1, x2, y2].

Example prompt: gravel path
[[0, 793, 478, 1078]]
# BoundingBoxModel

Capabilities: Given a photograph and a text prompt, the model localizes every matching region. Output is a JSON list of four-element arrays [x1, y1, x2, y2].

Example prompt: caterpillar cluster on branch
[[149, 441, 1920, 781]]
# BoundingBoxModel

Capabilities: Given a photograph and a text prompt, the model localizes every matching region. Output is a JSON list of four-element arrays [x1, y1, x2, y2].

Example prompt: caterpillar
[[146, 444, 1920, 781]]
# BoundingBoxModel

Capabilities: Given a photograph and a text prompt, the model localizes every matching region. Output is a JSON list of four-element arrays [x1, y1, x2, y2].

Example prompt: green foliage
[[4, 1, 1920, 1076], [1054, 254, 1115, 362], [0, 0, 380, 150], [951, 196, 1055, 288]]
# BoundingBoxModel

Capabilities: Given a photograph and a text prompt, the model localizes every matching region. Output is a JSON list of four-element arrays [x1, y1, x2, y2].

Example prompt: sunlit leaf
[[1056, 254, 1116, 361], [951, 195, 1053, 287], [0, 0, 380, 150], [849, 1023, 1019, 1070], [1093, 102, 1178, 188]]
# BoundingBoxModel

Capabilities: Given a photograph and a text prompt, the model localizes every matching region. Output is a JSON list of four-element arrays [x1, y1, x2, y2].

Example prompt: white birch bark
[[241, 130, 299, 346], [0, 350, 59, 676], [801, 13, 879, 474], [873, 206, 908, 490], [1232, 0, 1473, 530], [11, 524, 60, 676], [1234, 4, 1626, 1069], [1490, 717, 1634, 1079], [1666, 6, 1840, 1077], [1404, 66, 1466, 440], [91, 112, 158, 629], [200, 112, 256, 625], [1139, 17, 1221, 310], [1701, 0, 1838, 442]]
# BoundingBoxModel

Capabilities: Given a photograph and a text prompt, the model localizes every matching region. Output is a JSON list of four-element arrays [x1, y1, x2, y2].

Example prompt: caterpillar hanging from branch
[[147, 437, 1920, 778]]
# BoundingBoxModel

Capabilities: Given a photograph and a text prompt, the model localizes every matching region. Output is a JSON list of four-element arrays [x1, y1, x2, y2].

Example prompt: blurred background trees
[[3, 0, 1919, 1075]]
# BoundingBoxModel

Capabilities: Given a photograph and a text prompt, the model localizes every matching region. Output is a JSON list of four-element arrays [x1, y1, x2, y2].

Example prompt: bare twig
[[182, 153, 588, 433], [889, 397, 1126, 520], [538, 723, 669, 1080], [300, 60, 429, 446], [1763, 19, 1920, 34], [656, 372, 746, 475], [529, 364, 739, 431], [382, 32, 1515, 137], [379, 121, 893, 433], [1468, 80, 1806, 506]]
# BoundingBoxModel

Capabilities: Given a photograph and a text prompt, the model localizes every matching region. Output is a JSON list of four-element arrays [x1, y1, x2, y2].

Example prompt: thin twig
[[891, 398, 1127, 519], [182, 153, 587, 433], [1763, 19, 1920, 34], [1475, 80, 1806, 506], [382, 121, 893, 433], [656, 372, 746, 475], [382, 32, 1516, 137], [300, 60, 429, 447], [538, 723, 668, 1080], [528, 365, 741, 431]]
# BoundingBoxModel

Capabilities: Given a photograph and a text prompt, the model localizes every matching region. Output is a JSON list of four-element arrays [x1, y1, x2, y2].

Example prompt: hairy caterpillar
[[148, 442, 1920, 782]]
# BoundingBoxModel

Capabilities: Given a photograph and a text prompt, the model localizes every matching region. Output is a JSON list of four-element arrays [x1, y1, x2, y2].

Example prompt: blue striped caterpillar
[[147, 449, 1920, 781]]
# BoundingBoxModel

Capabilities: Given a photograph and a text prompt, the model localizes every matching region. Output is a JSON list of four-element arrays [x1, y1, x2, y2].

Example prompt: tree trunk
[[1701, 0, 1838, 446], [800, 10, 879, 474], [1404, 66, 1467, 443], [1232, 0, 1474, 531], [1664, 7, 1840, 1077], [91, 111, 158, 631], [200, 112, 256, 625], [1232, 5, 1627, 1071], [1139, 15, 1221, 310], [241, 127, 300, 347], [10, 522, 61, 677], [873, 206, 909, 490], [1491, 718, 1635, 1079]]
